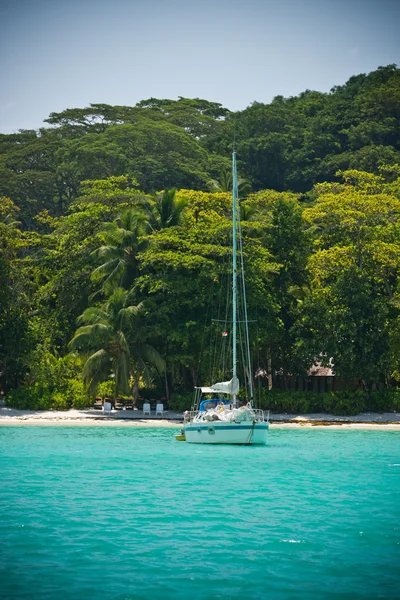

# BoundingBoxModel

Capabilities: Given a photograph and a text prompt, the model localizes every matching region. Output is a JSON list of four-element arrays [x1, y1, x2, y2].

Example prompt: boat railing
[[252, 408, 269, 422], [185, 408, 269, 423]]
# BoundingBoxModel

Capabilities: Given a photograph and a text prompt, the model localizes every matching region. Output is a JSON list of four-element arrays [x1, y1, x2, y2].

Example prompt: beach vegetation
[[258, 389, 400, 415], [2, 66, 400, 414]]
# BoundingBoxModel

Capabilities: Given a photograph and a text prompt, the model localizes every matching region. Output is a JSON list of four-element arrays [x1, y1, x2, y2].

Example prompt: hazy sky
[[0, 0, 399, 133]]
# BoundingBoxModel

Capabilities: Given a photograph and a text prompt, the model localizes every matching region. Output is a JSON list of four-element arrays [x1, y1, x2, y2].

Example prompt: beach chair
[[103, 399, 112, 414], [94, 397, 103, 410], [156, 403, 164, 417], [125, 398, 134, 410], [114, 397, 123, 410], [143, 402, 151, 416]]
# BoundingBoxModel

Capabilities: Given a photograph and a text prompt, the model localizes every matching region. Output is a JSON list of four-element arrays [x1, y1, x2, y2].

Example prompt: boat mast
[[232, 149, 238, 408], [239, 216, 254, 406]]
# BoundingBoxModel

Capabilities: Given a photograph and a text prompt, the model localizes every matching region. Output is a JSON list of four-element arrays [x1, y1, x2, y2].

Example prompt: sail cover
[[209, 376, 239, 395]]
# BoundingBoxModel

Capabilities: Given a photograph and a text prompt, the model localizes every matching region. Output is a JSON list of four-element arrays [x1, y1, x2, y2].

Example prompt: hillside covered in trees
[[1, 65, 400, 412]]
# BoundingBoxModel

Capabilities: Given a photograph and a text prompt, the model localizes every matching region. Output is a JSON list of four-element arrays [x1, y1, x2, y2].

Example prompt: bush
[[256, 390, 328, 413], [6, 349, 91, 411], [169, 392, 193, 412], [50, 391, 69, 410], [330, 390, 366, 415], [139, 385, 164, 399], [6, 384, 53, 410], [392, 389, 400, 412], [6, 376, 90, 411], [69, 380, 90, 409], [6, 386, 36, 409], [97, 380, 115, 399], [256, 387, 400, 415], [49, 380, 89, 410], [366, 390, 398, 413]]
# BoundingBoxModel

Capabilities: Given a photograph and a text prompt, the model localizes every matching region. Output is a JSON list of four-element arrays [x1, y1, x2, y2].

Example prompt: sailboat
[[183, 151, 269, 445]]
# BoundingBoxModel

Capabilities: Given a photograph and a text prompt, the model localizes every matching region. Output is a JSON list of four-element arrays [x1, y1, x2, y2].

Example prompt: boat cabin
[[199, 398, 231, 412]]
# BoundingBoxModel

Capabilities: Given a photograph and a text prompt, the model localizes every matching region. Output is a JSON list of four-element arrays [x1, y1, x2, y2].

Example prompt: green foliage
[[69, 287, 164, 397], [66, 379, 89, 409], [7, 385, 52, 410], [97, 380, 115, 399], [2, 65, 399, 228], [69, 288, 135, 396], [55, 119, 211, 195], [6, 378, 90, 411], [0, 197, 34, 392], [138, 385, 163, 399], [5, 349, 91, 409], [296, 166, 400, 387], [3, 67, 400, 408], [91, 207, 150, 295], [366, 389, 400, 413], [152, 188, 188, 230], [219, 65, 400, 192], [258, 389, 398, 415], [169, 392, 193, 412], [49, 391, 70, 410]]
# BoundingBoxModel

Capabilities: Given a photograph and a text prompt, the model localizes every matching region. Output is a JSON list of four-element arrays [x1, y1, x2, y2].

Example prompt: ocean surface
[[0, 426, 399, 600]]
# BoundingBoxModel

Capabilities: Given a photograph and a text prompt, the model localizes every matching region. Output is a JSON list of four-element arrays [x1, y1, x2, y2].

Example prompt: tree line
[[1, 65, 400, 409]]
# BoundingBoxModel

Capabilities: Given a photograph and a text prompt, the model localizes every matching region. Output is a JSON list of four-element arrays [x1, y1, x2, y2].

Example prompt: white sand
[[272, 422, 400, 430], [0, 407, 181, 426], [0, 407, 399, 429]]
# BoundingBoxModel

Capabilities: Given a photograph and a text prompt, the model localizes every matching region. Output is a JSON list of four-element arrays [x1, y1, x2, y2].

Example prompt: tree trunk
[[190, 366, 197, 388], [267, 345, 273, 390], [164, 370, 170, 401], [132, 378, 139, 401]]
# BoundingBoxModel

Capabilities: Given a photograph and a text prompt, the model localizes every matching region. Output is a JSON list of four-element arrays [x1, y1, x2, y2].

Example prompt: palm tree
[[91, 192, 187, 298], [0, 199, 21, 262], [152, 188, 188, 230], [127, 310, 166, 399], [69, 288, 164, 398], [207, 169, 251, 197], [91, 208, 150, 296], [69, 288, 136, 396]]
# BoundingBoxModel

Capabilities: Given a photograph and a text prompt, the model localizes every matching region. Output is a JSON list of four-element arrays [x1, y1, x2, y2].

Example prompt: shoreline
[[0, 419, 399, 429], [0, 408, 399, 429], [0, 420, 399, 430]]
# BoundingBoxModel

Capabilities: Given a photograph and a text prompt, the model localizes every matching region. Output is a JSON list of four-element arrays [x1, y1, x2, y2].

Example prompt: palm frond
[[91, 245, 120, 260], [154, 188, 188, 228], [91, 258, 120, 280], [131, 343, 165, 374], [115, 330, 130, 354], [102, 263, 126, 293], [69, 323, 111, 350], [88, 288, 106, 304], [114, 352, 131, 396], [82, 349, 111, 395], [118, 304, 143, 328], [77, 307, 110, 325]]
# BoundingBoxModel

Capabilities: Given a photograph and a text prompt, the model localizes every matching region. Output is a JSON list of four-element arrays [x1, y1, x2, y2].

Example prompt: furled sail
[[210, 376, 239, 395]]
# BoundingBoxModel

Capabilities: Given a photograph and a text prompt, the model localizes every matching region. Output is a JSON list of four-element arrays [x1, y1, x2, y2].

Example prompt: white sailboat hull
[[184, 421, 268, 445]]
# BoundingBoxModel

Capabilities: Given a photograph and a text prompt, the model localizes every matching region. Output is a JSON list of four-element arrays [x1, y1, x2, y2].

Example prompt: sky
[[0, 0, 399, 133]]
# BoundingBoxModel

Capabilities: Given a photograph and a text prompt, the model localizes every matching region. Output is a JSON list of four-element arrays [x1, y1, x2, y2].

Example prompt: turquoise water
[[0, 427, 399, 600]]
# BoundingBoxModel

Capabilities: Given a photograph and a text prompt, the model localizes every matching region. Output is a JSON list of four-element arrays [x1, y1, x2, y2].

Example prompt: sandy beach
[[1, 407, 399, 429]]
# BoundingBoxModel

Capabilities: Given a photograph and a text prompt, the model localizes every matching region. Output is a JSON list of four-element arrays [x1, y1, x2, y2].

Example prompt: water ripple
[[0, 427, 399, 599]]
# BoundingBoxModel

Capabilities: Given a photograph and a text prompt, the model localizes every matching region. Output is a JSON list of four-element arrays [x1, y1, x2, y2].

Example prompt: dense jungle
[[1, 64, 400, 413]]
